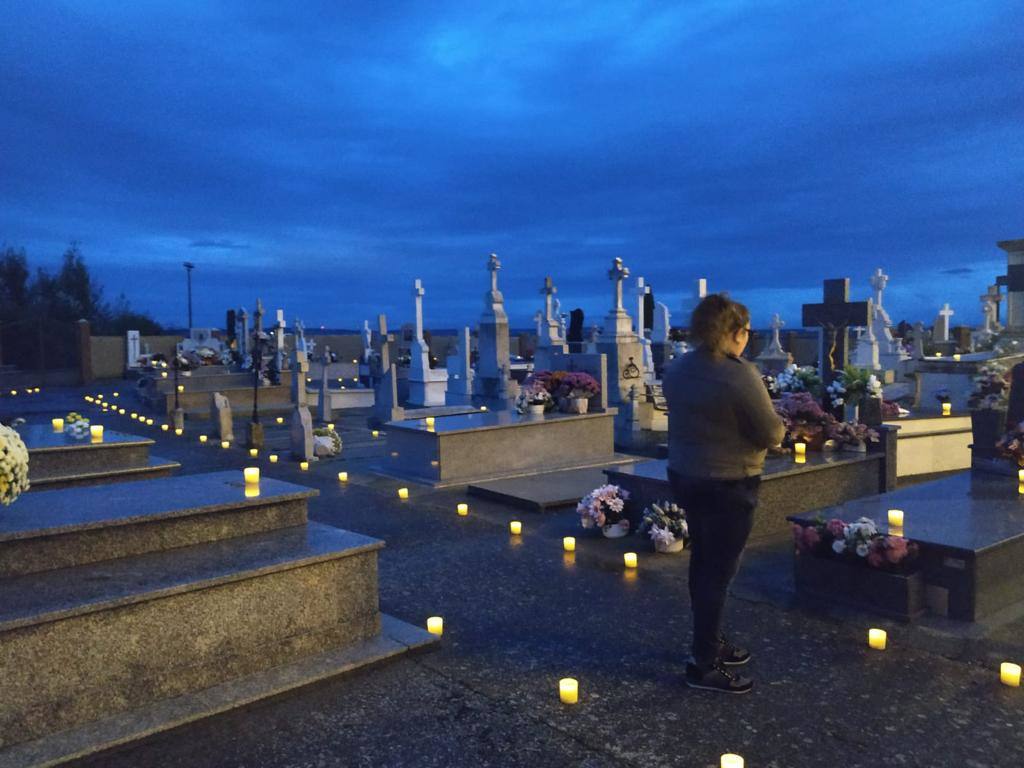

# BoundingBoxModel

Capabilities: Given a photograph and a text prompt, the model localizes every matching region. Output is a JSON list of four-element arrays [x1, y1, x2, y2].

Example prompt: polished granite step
[[0, 471, 317, 578], [0, 522, 384, 750], [17, 424, 180, 490]]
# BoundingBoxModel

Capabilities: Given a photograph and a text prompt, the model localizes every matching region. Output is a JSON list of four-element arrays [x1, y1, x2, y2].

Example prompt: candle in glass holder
[[480, 406, 488, 412], [245, 486, 260, 498], [113, 391, 119, 397], [457, 503, 468, 516], [1018, 469, 1024, 484], [887, 509, 904, 528], [161, 371, 168, 378], [300, 461, 309, 471], [175, 428, 183, 436], [559, 678, 578, 704], [371, 430, 380, 438], [1000, 662, 1021, 687], [52, 417, 64, 432], [130, 412, 138, 420], [427, 616, 444, 636], [935, 351, 943, 358], [942, 402, 952, 416], [243, 467, 260, 484], [868, 628, 887, 650], [953, 354, 961, 362], [793, 441, 807, 456], [327, 422, 335, 431], [221, 440, 230, 449], [563, 536, 576, 552], [425, 416, 435, 427], [510, 520, 522, 535], [794, 455, 806, 464], [398, 487, 409, 499], [161, 424, 169, 431], [623, 552, 638, 569], [146, 418, 154, 426], [249, 448, 258, 458], [338, 471, 349, 483], [90, 425, 104, 442], [177, 384, 184, 393], [276, 416, 284, 424], [199, 435, 208, 443], [119, 408, 126, 415], [720, 755, 744, 768], [269, 454, 278, 463]]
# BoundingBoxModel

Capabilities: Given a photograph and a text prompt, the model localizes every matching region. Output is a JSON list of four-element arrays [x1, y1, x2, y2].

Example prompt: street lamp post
[[183, 262, 195, 330]]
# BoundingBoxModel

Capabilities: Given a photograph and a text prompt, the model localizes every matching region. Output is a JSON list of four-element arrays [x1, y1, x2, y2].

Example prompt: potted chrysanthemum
[[637, 500, 689, 553], [578, 484, 631, 537], [0, 423, 31, 506]]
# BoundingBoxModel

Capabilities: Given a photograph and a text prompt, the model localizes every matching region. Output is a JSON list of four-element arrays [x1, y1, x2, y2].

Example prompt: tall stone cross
[[633, 276, 649, 337], [487, 253, 501, 296], [801, 278, 871, 386], [936, 303, 954, 341], [870, 268, 888, 309], [542, 276, 557, 324], [768, 313, 786, 354], [609, 257, 630, 312], [412, 279, 426, 342]]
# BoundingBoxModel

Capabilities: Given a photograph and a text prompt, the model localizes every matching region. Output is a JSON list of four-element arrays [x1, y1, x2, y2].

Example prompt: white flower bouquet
[[0, 423, 30, 505], [578, 483, 630, 531], [637, 500, 689, 553]]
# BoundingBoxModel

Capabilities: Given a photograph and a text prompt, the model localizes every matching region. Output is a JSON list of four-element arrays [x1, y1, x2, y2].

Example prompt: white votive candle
[[868, 628, 887, 650], [427, 616, 443, 636], [942, 402, 952, 416], [371, 430, 380, 438], [954, 354, 961, 362], [425, 416, 435, 426], [221, 440, 230, 449], [177, 384, 184, 392], [161, 371, 168, 378], [276, 416, 284, 424], [563, 536, 576, 552], [721, 755, 744, 768], [888, 509, 904, 527], [794, 441, 806, 456], [457, 503, 468, 516], [269, 454, 278, 463], [113, 391, 119, 397], [146, 418, 154, 426], [243, 467, 260, 484], [623, 552, 638, 569], [161, 424, 169, 431], [249, 448, 258, 458], [199, 434, 208, 443], [90, 425, 104, 441], [559, 678, 578, 704], [300, 461, 309, 471], [174, 428, 183, 436], [327, 422, 335, 430], [397, 487, 409, 499], [338, 471, 348, 483], [1000, 662, 1021, 687], [510, 521, 522, 535], [52, 418, 64, 432]]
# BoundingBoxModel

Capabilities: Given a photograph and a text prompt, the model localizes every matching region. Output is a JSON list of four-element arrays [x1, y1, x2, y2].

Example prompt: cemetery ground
[[7, 389, 1024, 768]]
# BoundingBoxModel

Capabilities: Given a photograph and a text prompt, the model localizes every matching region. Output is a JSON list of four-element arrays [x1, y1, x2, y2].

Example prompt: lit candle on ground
[[623, 552, 638, 569], [1018, 469, 1024, 483], [563, 536, 576, 552], [269, 454, 278, 463], [52, 418, 64, 432], [942, 402, 952, 416], [794, 441, 806, 456], [398, 487, 409, 499], [130, 413, 138, 420], [868, 628, 887, 650], [249, 448, 258, 458], [425, 416, 435, 427], [427, 616, 444, 636], [888, 509, 904, 528], [221, 440, 230, 449], [457, 503, 468, 516], [161, 372, 168, 378], [199, 435, 208, 443], [338, 471, 349, 483], [90, 425, 104, 442], [300, 461, 309, 471], [177, 385, 184, 393], [1000, 662, 1021, 687], [794, 455, 806, 464], [721, 755, 744, 768], [243, 467, 260, 484], [161, 424, 169, 431], [559, 678, 578, 704], [174, 428, 183, 436], [327, 422, 335, 431], [1018, 482, 1024, 496], [371, 430, 379, 438], [119, 409, 125, 415], [480, 406, 488, 412], [510, 521, 522, 535], [146, 418, 154, 425], [276, 416, 284, 424], [935, 352, 943, 358], [112, 392, 119, 397], [954, 354, 961, 362]]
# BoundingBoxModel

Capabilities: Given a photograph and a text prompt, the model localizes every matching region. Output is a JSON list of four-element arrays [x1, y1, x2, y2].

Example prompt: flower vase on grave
[[571, 397, 590, 415], [528, 404, 546, 416], [842, 439, 868, 454], [655, 537, 686, 554], [843, 402, 860, 424], [601, 521, 630, 538]]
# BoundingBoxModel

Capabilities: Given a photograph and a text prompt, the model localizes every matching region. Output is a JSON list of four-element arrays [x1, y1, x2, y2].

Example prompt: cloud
[[189, 240, 250, 250]]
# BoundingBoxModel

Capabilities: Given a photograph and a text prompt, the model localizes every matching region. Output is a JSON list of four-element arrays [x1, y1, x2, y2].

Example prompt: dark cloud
[[1, 1, 1022, 329]]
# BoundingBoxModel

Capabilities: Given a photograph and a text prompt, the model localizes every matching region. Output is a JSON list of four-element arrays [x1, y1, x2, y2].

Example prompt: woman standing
[[662, 294, 784, 694]]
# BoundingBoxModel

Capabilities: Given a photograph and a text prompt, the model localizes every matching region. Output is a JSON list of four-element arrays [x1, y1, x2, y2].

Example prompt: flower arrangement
[[761, 373, 778, 397], [826, 366, 882, 409], [63, 412, 91, 440], [826, 420, 880, 447], [880, 400, 908, 419], [969, 362, 1010, 410], [515, 379, 553, 414], [996, 420, 1024, 467], [775, 364, 822, 398], [773, 392, 835, 442], [637, 500, 689, 552], [578, 484, 630, 531], [559, 371, 600, 399], [792, 516, 918, 572], [312, 426, 342, 457], [0, 423, 30, 505]]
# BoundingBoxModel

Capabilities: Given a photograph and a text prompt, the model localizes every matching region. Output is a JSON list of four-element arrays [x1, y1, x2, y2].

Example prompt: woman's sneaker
[[685, 662, 753, 694], [718, 638, 751, 666]]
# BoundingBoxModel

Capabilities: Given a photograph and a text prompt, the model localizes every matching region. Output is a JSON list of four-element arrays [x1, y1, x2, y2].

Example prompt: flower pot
[[843, 403, 860, 424], [841, 440, 867, 453], [971, 408, 1008, 460], [528, 404, 546, 416], [793, 551, 924, 621], [793, 426, 826, 451], [601, 521, 630, 538], [654, 537, 686, 553], [571, 397, 589, 414]]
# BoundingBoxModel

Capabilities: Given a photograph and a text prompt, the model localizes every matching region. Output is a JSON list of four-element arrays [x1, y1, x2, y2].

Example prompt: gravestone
[[374, 363, 405, 424], [291, 348, 310, 407], [126, 330, 141, 368], [680, 278, 708, 328], [407, 279, 448, 407], [651, 301, 672, 376], [535, 276, 569, 370], [934, 303, 954, 342], [1006, 362, 1024, 429], [597, 258, 644, 406], [362, 320, 373, 364], [211, 392, 234, 442], [290, 404, 314, 461], [907, 321, 927, 360], [755, 313, 790, 373], [632, 276, 655, 383], [802, 278, 871, 414], [472, 254, 516, 409], [445, 327, 475, 405], [567, 309, 585, 353], [998, 239, 1024, 334], [319, 344, 333, 423], [274, 309, 286, 373]]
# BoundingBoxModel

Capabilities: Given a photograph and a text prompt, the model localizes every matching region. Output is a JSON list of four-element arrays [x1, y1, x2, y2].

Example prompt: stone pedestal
[[290, 406, 314, 461], [246, 420, 264, 450]]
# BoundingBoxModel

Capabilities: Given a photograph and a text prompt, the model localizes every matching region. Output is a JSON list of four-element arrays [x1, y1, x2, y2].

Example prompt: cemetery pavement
[[9, 396, 1023, 767]]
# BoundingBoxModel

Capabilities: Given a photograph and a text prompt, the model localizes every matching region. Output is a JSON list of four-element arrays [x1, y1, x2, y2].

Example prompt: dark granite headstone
[[568, 308, 585, 353], [643, 291, 654, 332], [1006, 362, 1024, 428]]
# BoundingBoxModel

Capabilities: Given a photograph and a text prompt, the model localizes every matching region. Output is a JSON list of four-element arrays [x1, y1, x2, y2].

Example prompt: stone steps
[[0, 472, 316, 577], [0, 522, 383, 751]]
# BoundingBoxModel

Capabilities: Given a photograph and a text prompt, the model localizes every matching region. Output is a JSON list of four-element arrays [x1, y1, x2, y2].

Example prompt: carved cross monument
[[802, 278, 871, 389], [935, 303, 954, 342], [610, 257, 629, 312]]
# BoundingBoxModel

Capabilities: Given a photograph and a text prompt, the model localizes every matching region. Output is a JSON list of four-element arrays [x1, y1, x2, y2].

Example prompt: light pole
[[183, 262, 195, 329]]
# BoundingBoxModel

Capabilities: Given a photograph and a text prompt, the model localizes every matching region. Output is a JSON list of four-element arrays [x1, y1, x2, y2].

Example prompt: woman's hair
[[689, 293, 750, 351]]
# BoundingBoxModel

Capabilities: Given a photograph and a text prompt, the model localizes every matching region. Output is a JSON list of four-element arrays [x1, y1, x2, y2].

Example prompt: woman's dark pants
[[668, 471, 760, 669]]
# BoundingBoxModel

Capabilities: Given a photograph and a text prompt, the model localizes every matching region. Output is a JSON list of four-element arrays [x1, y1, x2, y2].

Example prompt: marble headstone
[[211, 392, 234, 442]]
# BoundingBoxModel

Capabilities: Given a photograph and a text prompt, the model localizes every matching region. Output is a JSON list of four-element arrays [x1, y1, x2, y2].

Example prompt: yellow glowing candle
[[942, 402, 952, 416], [276, 416, 284, 424], [457, 503, 469, 516], [338, 471, 349, 483], [161, 424, 169, 431], [52, 418, 64, 432], [177, 384, 184, 393], [199, 434, 208, 443], [221, 440, 230, 449], [935, 351, 943, 358], [146, 418, 154, 426], [480, 406, 488, 412], [426, 616, 444, 636], [794, 455, 806, 464], [563, 536, 576, 552], [161, 371, 168, 378], [249, 448, 258, 458], [558, 678, 578, 704], [113, 391, 119, 397], [371, 430, 379, 438], [119, 408, 126, 415], [243, 467, 260, 485], [398, 487, 409, 499], [953, 354, 961, 362], [1000, 662, 1021, 687], [300, 461, 309, 471], [888, 509, 904, 528], [130, 412, 138, 420], [1017, 481, 1023, 496], [269, 454, 278, 463], [1018, 469, 1024, 483], [245, 486, 260, 498], [327, 422, 335, 431], [510, 520, 522, 535], [90, 425, 104, 442], [794, 441, 806, 456], [175, 427, 183, 436], [721, 755, 744, 768], [425, 416, 435, 427], [623, 552, 638, 569], [868, 628, 887, 650]]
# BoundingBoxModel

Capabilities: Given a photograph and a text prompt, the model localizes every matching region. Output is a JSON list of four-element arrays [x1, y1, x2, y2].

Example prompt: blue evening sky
[[2, 1, 1022, 331]]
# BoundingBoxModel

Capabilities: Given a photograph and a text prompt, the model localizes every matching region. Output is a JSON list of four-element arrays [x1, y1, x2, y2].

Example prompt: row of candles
[[866, 627, 1020, 686], [8, 387, 41, 395]]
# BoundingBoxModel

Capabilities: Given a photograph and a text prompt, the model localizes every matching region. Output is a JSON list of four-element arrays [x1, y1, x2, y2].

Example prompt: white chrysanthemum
[[0, 424, 30, 505]]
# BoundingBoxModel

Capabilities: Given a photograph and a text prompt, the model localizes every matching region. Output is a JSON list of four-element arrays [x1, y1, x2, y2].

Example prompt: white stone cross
[[633, 276, 649, 336], [542, 276, 557, 323], [412, 279, 425, 342], [870, 268, 889, 309], [609, 257, 630, 312], [936, 302, 954, 341], [487, 253, 501, 294]]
